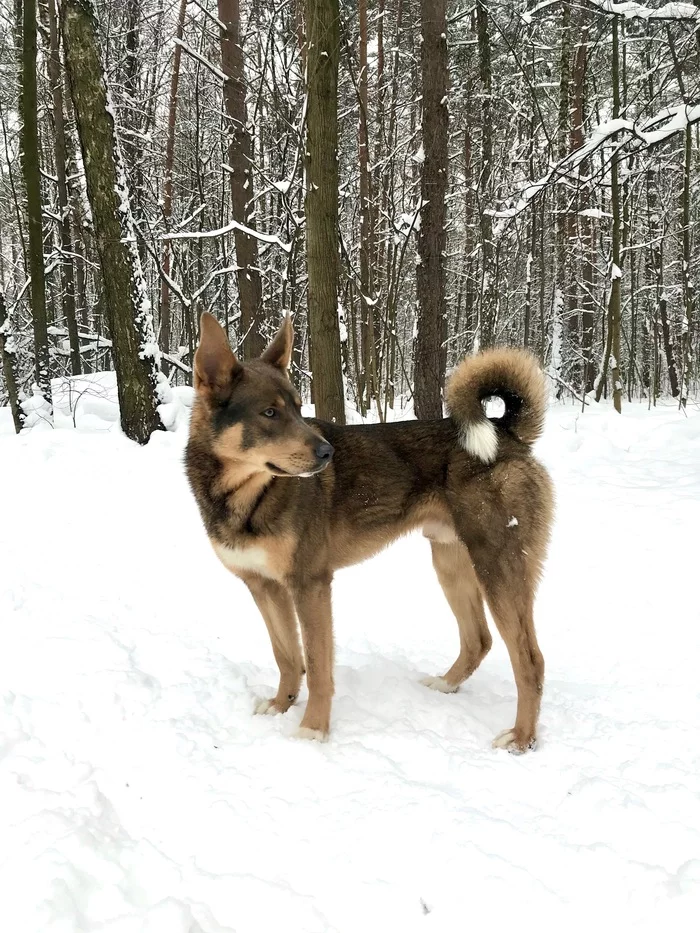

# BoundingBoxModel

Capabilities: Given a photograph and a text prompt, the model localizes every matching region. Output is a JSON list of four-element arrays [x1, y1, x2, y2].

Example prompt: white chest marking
[[212, 541, 273, 578]]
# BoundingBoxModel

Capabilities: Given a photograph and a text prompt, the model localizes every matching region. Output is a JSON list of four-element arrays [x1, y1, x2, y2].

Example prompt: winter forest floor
[[1, 391, 699, 933]]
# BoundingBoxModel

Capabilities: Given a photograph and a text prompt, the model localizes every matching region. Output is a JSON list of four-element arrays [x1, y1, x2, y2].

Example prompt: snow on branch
[[523, 0, 700, 22], [174, 39, 228, 83], [162, 218, 292, 253], [585, 0, 700, 21], [494, 103, 700, 226]]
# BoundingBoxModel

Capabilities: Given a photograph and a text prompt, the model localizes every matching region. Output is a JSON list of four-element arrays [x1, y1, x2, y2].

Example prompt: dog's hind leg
[[421, 540, 492, 694], [464, 544, 544, 753], [292, 577, 334, 741], [485, 591, 543, 754], [245, 577, 304, 716]]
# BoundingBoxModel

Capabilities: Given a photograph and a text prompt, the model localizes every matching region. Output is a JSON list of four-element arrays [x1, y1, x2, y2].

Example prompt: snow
[[1, 399, 700, 931]]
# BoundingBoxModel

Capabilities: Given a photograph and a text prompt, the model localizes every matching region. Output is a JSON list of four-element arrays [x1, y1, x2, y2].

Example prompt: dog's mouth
[[266, 461, 329, 478]]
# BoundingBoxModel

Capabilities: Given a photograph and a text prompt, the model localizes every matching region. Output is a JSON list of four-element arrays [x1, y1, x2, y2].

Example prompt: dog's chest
[[212, 540, 273, 578]]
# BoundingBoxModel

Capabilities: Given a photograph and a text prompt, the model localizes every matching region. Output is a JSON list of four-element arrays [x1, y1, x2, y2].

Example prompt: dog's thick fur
[[186, 313, 554, 752]]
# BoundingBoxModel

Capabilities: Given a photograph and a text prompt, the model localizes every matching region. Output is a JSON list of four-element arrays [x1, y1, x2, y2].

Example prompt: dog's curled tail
[[446, 348, 547, 463]]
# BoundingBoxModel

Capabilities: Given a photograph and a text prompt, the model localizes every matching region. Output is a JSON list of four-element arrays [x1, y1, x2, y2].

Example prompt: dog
[[185, 312, 553, 752]]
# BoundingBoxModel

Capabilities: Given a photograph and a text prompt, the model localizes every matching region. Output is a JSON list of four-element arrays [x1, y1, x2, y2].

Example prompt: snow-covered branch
[[162, 218, 292, 253]]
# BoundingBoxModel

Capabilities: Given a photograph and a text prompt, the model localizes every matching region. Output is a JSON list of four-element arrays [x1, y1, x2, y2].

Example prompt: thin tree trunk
[[304, 0, 345, 423], [556, 1, 571, 386], [48, 0, 81, 376], [159, 0, 188, 371], [0, 289, 23, 432], [595, 17, 622, 413], [680, 123, 693, 405], [414, 0, 447, 419], [570, 27, 596, 393], [63, 0, 162, 444], [476, 1, 496, 349], [218, 0, 264, 359], [19, 0, 51, 405], [358, 0, 376, 410]]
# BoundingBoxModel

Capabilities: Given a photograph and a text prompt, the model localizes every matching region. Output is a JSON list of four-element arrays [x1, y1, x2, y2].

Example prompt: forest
[[0, 0, 698, 439]]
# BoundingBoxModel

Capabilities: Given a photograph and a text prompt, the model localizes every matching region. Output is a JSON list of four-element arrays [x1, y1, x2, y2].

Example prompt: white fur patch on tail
[[459, 420, 498, 463]]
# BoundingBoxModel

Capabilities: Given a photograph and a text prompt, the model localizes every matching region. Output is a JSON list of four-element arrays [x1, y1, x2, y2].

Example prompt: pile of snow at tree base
[[1, 378, 699, 933]]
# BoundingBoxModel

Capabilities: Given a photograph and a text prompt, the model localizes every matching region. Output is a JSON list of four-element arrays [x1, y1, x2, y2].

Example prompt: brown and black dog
[[186, 312, 554, 752]]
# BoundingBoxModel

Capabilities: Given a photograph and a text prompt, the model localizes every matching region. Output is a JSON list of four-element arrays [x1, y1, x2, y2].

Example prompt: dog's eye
[[262, 408, 277, 418]]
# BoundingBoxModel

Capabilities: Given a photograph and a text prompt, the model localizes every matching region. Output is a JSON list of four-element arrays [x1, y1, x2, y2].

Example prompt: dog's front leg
[[245, 576, 304, 716], [293, 576, 334, 741]]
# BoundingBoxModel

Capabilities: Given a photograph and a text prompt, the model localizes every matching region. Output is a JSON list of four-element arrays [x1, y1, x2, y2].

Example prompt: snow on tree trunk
[[62, 0, 163, 445]]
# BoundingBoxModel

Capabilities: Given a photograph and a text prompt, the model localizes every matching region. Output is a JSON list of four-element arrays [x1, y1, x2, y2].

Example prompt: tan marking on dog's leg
[[293, 579, 334, 739], [245, 577, 304, 715], [423, 541, 492, 691]]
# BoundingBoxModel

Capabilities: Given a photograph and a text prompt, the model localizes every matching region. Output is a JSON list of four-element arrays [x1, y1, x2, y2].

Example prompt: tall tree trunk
[[414, 0, 447, 420], [571, 27, 595, 393], [218, 0, 264, 360], [644, 45, 679, 398], [680, 123, 693, 405], [48, 0, 81, 376], [63, 0, 162, 444], [304, 0, 345, 423], [595, 16, 622, 413], [19, 0, 51, 406], [476, 1, 496, 349], [358, 0, 376, 411], [555, 1, 571, 388], [0, 289, 23, 433], [159, 0, 188, 371]]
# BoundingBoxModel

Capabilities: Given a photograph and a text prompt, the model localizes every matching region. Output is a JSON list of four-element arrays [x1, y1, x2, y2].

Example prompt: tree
[[48, 0, 81, 376], [19, 0, 51, 408], [413, 0, 448, 420], [218, 0, 265, 360], [0, 290, 22, 433], [305, 0, 345, 423], [159, 0, 188, 370], [62, 0, 162, 444], [594, 16, 623, 413], [475, 1, 496, 349]]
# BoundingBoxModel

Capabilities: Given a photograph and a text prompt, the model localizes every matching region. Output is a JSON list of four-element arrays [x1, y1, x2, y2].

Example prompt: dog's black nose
[[315, 441, 334, 462]]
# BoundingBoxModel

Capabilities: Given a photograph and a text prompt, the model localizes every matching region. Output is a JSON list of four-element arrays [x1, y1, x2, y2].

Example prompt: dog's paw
[[420, 675, 459, 694], [254, 697, 282, 716], [492, 728, 537, 754], [293, 726, 329, 743]]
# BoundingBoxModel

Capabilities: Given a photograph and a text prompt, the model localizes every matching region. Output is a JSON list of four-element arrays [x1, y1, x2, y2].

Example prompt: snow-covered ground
[[1, 394, 699, 932]]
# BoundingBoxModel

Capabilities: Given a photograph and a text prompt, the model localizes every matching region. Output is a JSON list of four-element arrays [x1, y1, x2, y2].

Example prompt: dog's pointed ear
[[194, 312, 242, 400], [261, 314, 293, 372]]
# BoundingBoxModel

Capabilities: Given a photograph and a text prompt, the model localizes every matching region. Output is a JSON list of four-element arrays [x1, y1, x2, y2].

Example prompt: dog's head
[[191, 312, 333, 477]]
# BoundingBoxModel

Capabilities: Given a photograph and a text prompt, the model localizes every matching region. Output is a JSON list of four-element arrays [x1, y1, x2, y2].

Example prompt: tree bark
[[414, 0, 447, 420], [595, 16, 622, 412], [570, 27, 596, 393], [19, 0, 51, 405], [555, 1, 571, 387], [358, 0, 377, 410], [218, 0, 265, 360], [48, 0, 81, 376], [679, 123, 693, 404], [304, 0, 345, 423], [0, 289, 23, 433], [63, 0, 162, 444], [159, 0, 188, 370], [476, 1, 496, 348]]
